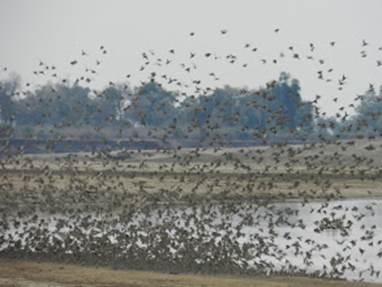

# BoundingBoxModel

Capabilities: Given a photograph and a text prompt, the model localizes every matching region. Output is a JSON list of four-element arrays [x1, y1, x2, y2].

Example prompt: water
[[1, 198, 382, 282]]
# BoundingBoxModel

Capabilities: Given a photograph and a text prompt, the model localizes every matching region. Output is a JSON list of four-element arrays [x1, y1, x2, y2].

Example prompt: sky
[[0, 0, 382, 115]]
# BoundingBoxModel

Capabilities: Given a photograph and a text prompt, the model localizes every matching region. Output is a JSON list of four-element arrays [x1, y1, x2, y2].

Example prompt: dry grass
[[1, 169, 382, 200], [0, 259, 380, 287], [2, 139, 382, 202]]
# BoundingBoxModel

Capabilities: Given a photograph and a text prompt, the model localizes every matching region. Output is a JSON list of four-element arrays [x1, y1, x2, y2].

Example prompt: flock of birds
[[1, 28, 382, 282]]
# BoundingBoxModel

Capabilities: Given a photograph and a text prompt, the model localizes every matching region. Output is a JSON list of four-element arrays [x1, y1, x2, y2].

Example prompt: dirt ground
[[0, 259, 381, 287]]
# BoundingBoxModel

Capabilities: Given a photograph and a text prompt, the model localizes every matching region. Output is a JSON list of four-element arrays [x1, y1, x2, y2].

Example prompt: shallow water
[[1, 198, 382, 282]]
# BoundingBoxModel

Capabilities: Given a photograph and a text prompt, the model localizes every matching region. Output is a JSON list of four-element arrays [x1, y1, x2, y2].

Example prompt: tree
[[92, 85, 126, 126], [15, 83, 92, 127], [125, 82, 177, 127], [353, 86, 382, 134], [0, 75, 20, 124]]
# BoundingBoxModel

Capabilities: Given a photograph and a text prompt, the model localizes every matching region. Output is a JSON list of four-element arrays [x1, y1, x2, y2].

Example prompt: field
[[1, 139, 382, 209]]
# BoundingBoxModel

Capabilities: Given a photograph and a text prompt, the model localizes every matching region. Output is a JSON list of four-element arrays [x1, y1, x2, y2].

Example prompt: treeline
[[0, 72, 381, 147], [316, 86, 382, 140]]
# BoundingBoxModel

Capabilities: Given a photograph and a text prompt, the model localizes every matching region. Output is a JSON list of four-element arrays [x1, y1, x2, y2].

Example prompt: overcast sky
[[0, 0, 381, 115]]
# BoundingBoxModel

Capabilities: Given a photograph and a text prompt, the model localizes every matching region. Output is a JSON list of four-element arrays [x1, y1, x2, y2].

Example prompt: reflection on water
[[1, 198, 382, 282]]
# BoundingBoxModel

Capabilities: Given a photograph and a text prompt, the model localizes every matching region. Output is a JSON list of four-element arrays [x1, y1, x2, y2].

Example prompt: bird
[[1, 26, 382, 285]]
